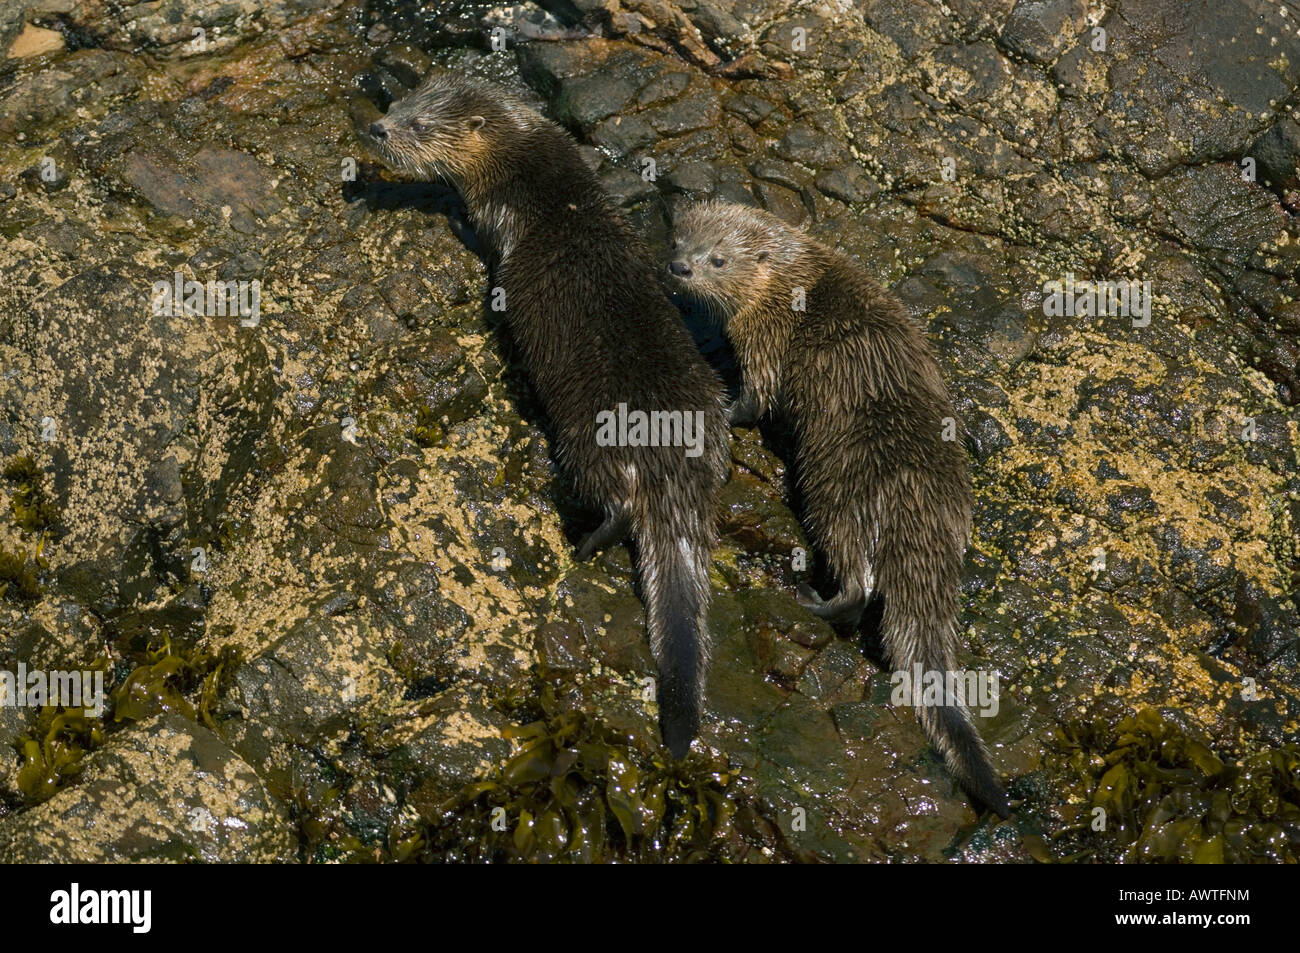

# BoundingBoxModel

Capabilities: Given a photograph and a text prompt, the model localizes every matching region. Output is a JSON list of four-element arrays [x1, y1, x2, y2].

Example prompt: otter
[[669, 202, 1009, 817], [364, 73, 730, 759]]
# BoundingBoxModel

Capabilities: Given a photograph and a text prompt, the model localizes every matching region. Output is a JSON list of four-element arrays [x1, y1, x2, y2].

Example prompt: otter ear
[[756, 250, 770, 262], [467, 115, 486, 131]]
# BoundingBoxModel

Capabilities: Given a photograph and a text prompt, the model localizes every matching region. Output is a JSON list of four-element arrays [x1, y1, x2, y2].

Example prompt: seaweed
[[110, 635, 239, 726], [411, 405, 445, 448], [1049, 706, 1300, 863], [0, 542, 42, 601], [6, 631, 240, 807], [398, 682, 776, 864], [13, 705, 106, 804], [2, 455, 59, 534], [0, 455, 57, 601]]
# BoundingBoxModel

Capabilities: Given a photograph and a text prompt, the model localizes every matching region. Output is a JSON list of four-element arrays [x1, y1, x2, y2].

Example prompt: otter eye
[[710, 256, 726, 268], [410, 118, 432, 133]]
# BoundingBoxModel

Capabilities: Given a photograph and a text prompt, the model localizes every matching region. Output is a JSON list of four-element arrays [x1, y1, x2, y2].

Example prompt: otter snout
[[369, 121, 388, 142], [668, 260, 693, 278]]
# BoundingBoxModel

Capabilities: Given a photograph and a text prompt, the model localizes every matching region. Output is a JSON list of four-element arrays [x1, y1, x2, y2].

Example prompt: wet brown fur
[[670, 202, 1009, 816], [366, 72, 730, 758]]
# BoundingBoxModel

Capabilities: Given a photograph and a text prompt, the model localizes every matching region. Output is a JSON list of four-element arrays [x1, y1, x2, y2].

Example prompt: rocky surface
[[0, 713, 294, 862], [0, 0, 1296, 862]]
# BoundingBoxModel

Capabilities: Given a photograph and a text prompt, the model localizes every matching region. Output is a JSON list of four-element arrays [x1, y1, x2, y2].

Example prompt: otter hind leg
[[797, 580, 867, 627], [575, 508, 631, 561], [726, 387, 762, 427]]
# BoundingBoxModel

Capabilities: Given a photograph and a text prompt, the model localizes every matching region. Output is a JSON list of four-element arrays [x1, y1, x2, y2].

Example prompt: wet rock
[[1, 0, 1297, 864], [554, 73, 639, 130], [858, 0, 952, 61], [814, 164, 879, 204], [0, 705, 27, 798], [0, 713, 294, 862], [773, 123, 848, 169], [718, 470, 805, 558], [998, 0, 1085, 65], [1249, 118, 1300, 195], [374, 43, 433, 89], [641, 79, 721, 137], [0, 257, 275, 615], [1088, 2, 1299, 178], [210, 596, 403, 789], [0, 4, 30, 59], [121, 145, 284, 233], [367, 328, 489, 432], [0, 49, 141, 137], [378, 684, 513, 799], [58, 0, 349, 58]]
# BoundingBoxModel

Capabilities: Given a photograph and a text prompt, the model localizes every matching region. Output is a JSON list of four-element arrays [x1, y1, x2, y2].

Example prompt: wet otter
[[669, 201, 1008, 817], [365, 73, 730, 758]]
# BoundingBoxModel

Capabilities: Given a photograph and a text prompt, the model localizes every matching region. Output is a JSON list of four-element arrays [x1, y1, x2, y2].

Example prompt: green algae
[[110, 635, 239, 727], [1048, 706, 1300, 863], [299, 679, 785, 865], [0, 542, 42, 601], [2, 455, 59, 534], [9, 633, 238, 805], [14, 705, 105, 804], [411, 405, 446, 448], [9, 631, 239, 807], [0, 455, 56, 601], [412, 711, 743, 862]]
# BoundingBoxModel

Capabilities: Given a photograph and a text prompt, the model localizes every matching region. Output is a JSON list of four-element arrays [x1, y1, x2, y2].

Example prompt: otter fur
[[669, 201, 1009, 817], [366, 72, 730, 758]]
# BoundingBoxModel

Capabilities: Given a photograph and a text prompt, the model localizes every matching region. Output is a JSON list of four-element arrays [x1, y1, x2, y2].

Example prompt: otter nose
[[369, 121, 388, 142], [669, 260, 692, 278]]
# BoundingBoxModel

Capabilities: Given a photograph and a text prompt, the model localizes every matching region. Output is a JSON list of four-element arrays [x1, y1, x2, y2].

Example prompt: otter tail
[[637, 516, 712, 759], [876, 515, 1010, 818]]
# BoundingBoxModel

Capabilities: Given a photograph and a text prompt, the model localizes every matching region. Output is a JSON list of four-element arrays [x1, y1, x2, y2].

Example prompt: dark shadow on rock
[[343, 167, 599, 548], [345, 173, 474, 240]]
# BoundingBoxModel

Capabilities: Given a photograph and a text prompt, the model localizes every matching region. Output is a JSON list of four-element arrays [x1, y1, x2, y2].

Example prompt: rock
[[0, 713, 295, 862], [377, 684, 512, 799], [6, 22, 64, 59], [0, 705, 28, 798], [0, 0, 1296, 864], [54, 0, 349, 58], [554, 74, 639, 131], [120, 146, 284, 233], [998, 0, 1085, 64], [1249, 118, 1300, 194]]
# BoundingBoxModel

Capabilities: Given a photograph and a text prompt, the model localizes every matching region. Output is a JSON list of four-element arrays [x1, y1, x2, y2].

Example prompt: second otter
[[670, 202, 1009, 817], [366, 73, 730, 759]]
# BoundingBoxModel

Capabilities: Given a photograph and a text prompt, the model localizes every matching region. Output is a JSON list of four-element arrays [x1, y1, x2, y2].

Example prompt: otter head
[[668, 202, 794, 319], [366, 72, 508, 187]]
